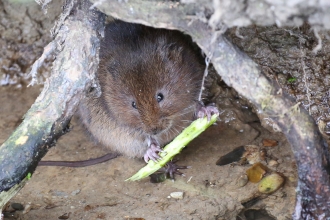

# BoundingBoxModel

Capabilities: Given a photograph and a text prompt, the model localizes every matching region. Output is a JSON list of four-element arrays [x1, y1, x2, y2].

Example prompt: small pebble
[[258, 173, 285, 194], [243, 145, 265, 164], [51, 190, 68, 197], [236, 174, 248, 187], [170, 192, 184, 199], [58, 212, 70, 219], [11, 203, 24, 211], [71, 189, 81, 196], [268, 160, 279, 167], [3, 203, 14, 212], [22, 204, 31, 214], [262, 138, 278, 147], [246, 162, 267, 183], [288, 175, 296, 182]]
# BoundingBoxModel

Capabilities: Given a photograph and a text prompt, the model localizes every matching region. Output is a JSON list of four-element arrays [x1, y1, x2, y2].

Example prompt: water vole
[[78, 20, 218, 163]]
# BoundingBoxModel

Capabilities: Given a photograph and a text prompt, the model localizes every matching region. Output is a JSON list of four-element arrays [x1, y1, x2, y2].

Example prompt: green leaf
[[287, 77, 296, 83]]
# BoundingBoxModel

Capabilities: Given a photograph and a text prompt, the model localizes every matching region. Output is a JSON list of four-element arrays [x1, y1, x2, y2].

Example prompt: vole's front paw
[[143, 142, 165, 163], [162, 160, 190, 179], [196, 102, 219, 121], [149, 160, 190, 183]]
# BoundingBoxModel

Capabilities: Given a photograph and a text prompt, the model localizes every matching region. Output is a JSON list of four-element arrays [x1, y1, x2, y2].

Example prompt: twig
[[312, 27, 322, 54], [198, 55, 211, 101], [0, 0, 104, 207], [301, 55, 312, 114]]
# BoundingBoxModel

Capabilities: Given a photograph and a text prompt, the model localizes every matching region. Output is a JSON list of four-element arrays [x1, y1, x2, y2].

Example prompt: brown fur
[[78, 20, 205, 158]]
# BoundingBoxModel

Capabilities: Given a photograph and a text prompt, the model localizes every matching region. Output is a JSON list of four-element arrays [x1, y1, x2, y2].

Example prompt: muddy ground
[[1, 84, 297, 220]]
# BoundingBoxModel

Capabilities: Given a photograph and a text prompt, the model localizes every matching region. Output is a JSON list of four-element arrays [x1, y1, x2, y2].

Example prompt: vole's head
[[99, 23, 204, 142]]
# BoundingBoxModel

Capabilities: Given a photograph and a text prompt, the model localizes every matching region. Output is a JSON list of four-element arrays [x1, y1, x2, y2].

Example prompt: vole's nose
[[151, 127, 162, 135]]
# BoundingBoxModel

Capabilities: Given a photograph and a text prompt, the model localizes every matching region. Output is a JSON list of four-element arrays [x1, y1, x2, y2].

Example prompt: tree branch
[[0, 0, 104, 207]]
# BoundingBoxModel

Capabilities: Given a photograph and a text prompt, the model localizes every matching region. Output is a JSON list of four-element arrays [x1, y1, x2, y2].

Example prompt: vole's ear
[[167, 44, 184, 63], [98, 51, 125, 82]]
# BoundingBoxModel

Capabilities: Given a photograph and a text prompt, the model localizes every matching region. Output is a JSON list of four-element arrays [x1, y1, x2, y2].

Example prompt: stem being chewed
[[127, 114, 218, 181]]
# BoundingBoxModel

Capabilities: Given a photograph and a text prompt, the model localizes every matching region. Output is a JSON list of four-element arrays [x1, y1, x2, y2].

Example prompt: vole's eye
[[132, 101, 137, 109], [156, 93, 164, 103]]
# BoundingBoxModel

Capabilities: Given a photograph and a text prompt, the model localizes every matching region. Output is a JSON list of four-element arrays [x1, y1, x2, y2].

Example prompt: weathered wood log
[[91, 0, 330, 218], [0, 0, 104, 210]]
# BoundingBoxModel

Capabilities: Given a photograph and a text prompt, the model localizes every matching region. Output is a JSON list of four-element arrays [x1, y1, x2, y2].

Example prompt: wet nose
[[151, 127, 162, 135]]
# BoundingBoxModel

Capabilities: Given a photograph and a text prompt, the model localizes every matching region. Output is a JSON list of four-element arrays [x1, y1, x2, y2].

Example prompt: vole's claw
[[196, 102, 219, 121], [143, 151, 158, 163], [144, 143, 164, 163], [143, 154, 149, 163]]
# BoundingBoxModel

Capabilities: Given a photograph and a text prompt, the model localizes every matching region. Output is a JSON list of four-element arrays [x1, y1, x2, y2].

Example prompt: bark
[[0, 0, 104, 208], [91, 0, 330, 218]]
